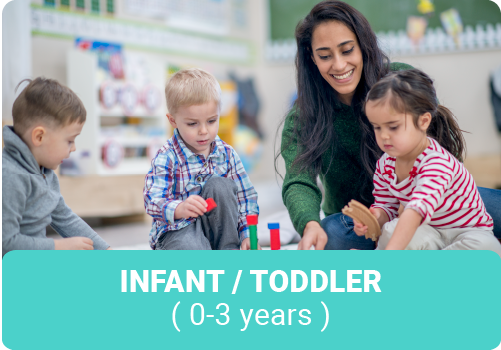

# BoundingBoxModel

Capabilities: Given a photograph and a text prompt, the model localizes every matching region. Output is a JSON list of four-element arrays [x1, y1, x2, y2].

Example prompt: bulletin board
[[269, 0, 501, 40]]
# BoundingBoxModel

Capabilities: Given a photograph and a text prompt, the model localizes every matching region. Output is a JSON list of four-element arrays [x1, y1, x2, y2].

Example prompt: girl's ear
[[418, 112, 432, 131]]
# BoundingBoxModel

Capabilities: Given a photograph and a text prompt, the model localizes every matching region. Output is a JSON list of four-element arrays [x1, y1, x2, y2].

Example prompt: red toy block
[[206, 198, 217, 212], [270, 229, 281, 250], [247, 214, 258, 226]]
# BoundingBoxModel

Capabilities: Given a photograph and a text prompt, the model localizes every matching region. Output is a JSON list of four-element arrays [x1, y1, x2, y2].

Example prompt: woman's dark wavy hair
[[275, 0, 390, 183], [362, 69, 466, 175]]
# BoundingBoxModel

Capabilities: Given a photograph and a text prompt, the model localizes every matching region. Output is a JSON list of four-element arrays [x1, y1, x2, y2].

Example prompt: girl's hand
[[353, 208, 381, 237], [353, 220, 368, 237], [298, 221, 328, 250], [240, 237, 262, 250], [174, 195, 207, 219]]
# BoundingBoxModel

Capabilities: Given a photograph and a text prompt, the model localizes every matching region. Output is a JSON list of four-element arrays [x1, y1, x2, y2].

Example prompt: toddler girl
[[355, 69, 501, 255]]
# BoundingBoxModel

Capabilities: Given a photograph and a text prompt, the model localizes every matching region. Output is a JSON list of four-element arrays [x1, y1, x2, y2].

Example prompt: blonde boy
[[2, 77, 110, 256], [144, 68, 259, 250]]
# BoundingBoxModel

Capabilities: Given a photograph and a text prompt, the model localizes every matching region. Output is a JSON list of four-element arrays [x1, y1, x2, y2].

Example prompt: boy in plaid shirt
[[144, 68, 259, 250]]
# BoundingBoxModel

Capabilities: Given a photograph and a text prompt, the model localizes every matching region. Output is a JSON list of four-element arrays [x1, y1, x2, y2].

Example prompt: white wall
[[252, 50, 501, 181], [2, 0, 32, 122], [392, 50, 501, 157]]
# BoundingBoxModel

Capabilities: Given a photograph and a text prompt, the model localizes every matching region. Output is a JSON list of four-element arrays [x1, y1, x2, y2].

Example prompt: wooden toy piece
[[247, 215, 259, 250], [205, 198, 217, 212], [268, 223, 280, 250], [341, 200, 381, 241]]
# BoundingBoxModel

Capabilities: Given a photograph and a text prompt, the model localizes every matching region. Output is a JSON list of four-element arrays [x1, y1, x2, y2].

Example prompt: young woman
[[279, 0, 501, 250]]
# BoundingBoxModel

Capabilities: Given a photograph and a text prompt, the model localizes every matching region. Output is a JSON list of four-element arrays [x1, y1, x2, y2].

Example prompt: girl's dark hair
[[362, 69, 466, 174], [275, 0, 389, 180]]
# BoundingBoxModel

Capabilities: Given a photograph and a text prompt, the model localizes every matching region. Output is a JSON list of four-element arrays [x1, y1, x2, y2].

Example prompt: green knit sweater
[[281, 62, 413, 235]]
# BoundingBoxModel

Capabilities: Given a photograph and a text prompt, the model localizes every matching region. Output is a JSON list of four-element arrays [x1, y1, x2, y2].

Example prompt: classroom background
[[3, 0, 501, 249]]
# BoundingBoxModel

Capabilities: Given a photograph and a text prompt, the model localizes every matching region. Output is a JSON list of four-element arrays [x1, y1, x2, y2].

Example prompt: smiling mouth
[[331, 69, 354, 80]]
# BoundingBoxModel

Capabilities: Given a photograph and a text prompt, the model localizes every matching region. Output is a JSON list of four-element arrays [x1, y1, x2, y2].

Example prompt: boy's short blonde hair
[[165, 68, 221, 115], [12, 77, 86, 134]]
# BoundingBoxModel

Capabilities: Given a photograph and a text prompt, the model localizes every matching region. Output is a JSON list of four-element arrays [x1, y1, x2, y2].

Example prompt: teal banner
[[3, 251, 501, 350]]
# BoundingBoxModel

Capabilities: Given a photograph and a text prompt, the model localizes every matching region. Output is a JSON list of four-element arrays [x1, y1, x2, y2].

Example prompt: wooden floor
[[463, 154, 501, 189]]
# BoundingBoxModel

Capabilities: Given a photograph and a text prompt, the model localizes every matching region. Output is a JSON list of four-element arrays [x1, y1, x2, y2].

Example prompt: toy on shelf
[[247, 214, 258, 250], [102, 139, 124, 168], [268, 223, 280, 250], [205, 198, 217, 213], [342, 200, 381, 241]]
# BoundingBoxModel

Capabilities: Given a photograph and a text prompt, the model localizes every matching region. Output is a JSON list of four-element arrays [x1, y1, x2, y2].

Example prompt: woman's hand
[[297, 221, 328, 250]]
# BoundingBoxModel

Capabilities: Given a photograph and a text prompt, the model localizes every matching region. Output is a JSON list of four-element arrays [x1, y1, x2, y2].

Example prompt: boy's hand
[[353, 208, 381, 237], [240, 237, 262, 250], [54, 237, 94, 250], [174, 195, 207, 219]]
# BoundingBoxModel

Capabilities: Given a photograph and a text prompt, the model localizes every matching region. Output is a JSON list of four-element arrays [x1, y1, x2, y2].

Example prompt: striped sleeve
[[371, 157, 400, 221], [406, 154, 454, 225], [226, 146, 259, 241], [143, 151, 185, 226]]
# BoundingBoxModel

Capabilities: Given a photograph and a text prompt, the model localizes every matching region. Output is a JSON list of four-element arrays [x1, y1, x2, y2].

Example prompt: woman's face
[[311, 21, 364, 106]]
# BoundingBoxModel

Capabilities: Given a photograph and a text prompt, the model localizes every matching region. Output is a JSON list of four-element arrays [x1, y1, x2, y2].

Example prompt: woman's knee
[[321, 213, 375, 250]]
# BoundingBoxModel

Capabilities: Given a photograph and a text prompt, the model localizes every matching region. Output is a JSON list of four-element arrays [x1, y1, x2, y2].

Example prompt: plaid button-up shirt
[[144, 129, 259, 249]]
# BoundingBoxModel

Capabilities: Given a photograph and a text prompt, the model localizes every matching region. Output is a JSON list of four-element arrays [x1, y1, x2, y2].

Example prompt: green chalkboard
[[269, 0, 501, 40]]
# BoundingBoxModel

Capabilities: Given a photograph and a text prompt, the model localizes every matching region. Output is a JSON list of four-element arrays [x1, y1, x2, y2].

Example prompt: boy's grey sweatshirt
[[2, 126, 109, 256]]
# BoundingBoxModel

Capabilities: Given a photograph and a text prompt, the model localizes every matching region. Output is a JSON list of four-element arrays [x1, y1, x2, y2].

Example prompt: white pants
[[376, 218, 501, 257]]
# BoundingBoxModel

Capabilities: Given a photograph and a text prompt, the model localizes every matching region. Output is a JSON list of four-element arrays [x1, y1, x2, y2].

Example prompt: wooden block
[[342, 200, 381, 241]]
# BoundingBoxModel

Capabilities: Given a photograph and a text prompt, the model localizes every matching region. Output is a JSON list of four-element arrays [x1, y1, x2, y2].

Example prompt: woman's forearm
[[385, 209, 422, 250]]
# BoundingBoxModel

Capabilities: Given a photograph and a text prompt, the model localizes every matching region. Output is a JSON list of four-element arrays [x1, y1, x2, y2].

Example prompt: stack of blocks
[[247, 214, 258, 250], [268, 223, 280, 250]]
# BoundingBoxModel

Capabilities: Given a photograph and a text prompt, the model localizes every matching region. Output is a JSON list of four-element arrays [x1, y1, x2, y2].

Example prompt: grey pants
[[157, 177, 241, 250]]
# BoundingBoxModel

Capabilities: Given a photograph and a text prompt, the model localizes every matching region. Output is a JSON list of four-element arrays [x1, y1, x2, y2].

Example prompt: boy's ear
[[166, 113, 177, 128], [419, 112, 432, 131], [31, 126, 46, 147]]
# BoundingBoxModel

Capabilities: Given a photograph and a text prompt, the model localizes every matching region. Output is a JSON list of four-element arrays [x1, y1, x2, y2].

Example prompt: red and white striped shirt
[[371, 138, 493, 230]]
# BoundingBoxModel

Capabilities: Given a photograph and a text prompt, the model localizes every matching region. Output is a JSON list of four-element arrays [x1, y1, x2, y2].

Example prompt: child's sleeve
[[406, 155, 454, 225], [371, 158, 400, 221], [143, 152, 183, 226], [2, 175, 55, 256], [49, 176, 110, 250], [226, 147, 259, 241]]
